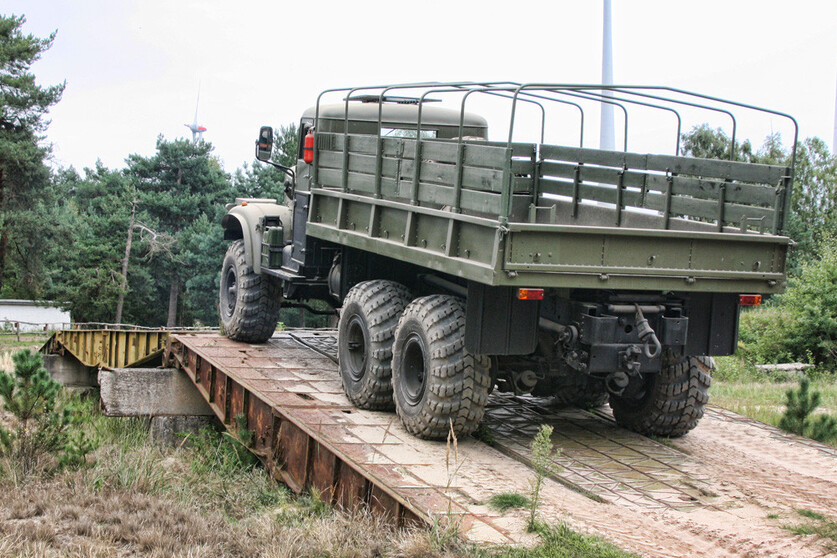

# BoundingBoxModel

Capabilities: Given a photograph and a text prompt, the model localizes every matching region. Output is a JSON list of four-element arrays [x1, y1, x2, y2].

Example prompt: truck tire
[[610, 354, 713, 437], [392, 295, 491, 439], [549, 375, 609, 409], [338, 280, 411, 410], [219, 240, 282, 343]]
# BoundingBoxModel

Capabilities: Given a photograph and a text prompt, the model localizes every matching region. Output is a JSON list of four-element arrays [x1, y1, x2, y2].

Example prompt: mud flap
[[465, 283, 539, 356]]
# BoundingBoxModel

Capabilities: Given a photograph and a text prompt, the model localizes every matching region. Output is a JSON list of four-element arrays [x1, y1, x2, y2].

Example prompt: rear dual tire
[[392, 295, 491, 440], [338, 280, 412, 410], [338, 288, 491, 440]]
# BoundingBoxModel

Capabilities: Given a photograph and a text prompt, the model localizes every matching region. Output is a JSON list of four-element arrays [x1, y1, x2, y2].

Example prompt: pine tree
[[0, 349, 95, 474], [0, 350, 65, 473], [779, 378, 819, 435], [810, 414, 837, 445], [779, 378, 837, 444], [0, 15, 65, 294], [126, 137, 230, 326]]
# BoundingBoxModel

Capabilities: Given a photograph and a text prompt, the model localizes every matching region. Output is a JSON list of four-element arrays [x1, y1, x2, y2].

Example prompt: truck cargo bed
[[306, 132, 790, 293]]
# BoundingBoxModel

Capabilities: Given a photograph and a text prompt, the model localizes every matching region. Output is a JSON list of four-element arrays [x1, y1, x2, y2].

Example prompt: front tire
[[392, 295, 491, 440], [219, 240, 282, 343], [338, 280, 411, 410], [610, 353, 713, 437]]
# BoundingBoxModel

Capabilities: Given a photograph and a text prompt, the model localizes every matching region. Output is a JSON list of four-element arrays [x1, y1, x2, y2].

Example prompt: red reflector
[[517, 288, 544, 301], [739, 294, 762, 306]]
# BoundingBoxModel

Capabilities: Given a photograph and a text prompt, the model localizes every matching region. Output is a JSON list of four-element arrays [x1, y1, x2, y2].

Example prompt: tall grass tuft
[[528, 424, 555, 531]]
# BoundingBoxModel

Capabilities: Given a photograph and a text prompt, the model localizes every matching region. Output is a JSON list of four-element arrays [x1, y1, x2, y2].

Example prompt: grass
[[0, 402, 439, 557], [0, 333, 51, 373], [0, 332, 50, 352], [780, 509, 837, 552], [493, 522, 641, 558], [488, 492, 531, 512], [711, 355, 837, 447]]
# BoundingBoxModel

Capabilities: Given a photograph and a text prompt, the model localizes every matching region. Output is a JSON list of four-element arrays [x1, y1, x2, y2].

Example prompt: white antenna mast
[[600, 0, 615, 150]]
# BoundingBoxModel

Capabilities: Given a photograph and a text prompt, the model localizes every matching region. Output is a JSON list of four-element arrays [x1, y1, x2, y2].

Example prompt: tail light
[[517, 288, 544, 300], [739, 294, 762, 306]]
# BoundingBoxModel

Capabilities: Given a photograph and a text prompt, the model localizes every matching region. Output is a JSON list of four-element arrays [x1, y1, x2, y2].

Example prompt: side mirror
[[255, 126, 273, 162]]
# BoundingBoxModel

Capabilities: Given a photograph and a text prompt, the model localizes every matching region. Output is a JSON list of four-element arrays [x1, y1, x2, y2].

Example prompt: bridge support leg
[[99, 367, 219, 446], [150, 415, 220, 446], [43, 353, 97, 391]]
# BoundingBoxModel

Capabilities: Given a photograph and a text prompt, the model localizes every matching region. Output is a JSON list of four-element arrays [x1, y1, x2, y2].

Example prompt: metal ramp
[[163, 331, 734, 544]]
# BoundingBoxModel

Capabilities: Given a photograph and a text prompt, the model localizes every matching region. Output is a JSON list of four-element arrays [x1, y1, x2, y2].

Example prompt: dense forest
[[2, 15, 836, 360], [0, 15, 298, 327]]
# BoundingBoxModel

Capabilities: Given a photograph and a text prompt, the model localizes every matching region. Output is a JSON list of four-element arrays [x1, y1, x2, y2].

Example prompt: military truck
[[220, 82, 795, 439]]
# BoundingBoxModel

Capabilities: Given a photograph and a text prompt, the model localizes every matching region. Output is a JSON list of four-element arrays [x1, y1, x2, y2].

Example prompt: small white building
[[0, 300, 71, 332]]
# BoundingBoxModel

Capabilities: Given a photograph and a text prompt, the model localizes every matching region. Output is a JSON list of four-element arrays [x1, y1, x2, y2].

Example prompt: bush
[[0, 350, 95, 475], [736, 241, 837, 369], [738, 306, 797, 365], [779, 378, 837, 444], [779, 241, 837, 368]]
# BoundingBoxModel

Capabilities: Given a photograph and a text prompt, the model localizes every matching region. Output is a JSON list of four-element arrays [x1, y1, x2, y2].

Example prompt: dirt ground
[[510, 405, 837, 557]]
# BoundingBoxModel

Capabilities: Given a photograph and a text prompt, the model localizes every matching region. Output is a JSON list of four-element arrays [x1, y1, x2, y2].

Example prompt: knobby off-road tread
[[610, 354, 713, 437], [338, 280, 411, 410], [221, 240, 282, 343], [392, 295, 491, 440]]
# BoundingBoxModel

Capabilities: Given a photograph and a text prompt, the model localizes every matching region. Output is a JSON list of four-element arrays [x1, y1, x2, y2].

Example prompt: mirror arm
[[262, 161, 296, 181]]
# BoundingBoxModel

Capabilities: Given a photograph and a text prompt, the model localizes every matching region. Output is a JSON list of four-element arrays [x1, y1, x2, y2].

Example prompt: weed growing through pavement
[[471, 422, 495, 446], [502, 521, 642, 558], [528, 423, 555, 531], [428, 419, 466, 551], [488, 492, 530, 512], [782, 509, 837, 552]]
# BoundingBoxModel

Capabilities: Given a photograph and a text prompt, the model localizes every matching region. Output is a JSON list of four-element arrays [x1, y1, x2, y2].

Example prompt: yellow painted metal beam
[[48, 330, 169, 368]]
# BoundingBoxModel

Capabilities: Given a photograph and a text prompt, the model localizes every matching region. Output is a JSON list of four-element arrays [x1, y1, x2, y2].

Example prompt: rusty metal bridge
[[41, 327, 825, 546]]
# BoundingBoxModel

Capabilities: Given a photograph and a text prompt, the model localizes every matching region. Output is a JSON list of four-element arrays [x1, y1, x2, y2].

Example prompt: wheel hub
[[401, 333, 427, 405], [223, 266, 237, 318], [345, 316, 368, 382]]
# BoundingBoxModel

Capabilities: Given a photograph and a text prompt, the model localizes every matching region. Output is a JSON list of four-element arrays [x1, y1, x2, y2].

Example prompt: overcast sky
[[7, 0, 837, 172]]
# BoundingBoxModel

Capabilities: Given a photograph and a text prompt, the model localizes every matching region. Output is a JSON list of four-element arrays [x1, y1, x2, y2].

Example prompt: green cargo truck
[[219, 82, 796, 439]]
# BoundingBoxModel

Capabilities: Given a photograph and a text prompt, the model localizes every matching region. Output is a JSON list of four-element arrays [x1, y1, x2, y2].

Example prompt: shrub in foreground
[[779, 378, 837, 444], [0, 350, 94, 475]]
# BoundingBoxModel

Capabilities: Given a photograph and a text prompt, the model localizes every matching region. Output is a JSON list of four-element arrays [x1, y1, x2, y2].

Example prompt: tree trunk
[[167, 278, 179, 327], [0, 168, 6, 294], [114, 197, 136, 324], [0, 228, 7, 296]]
